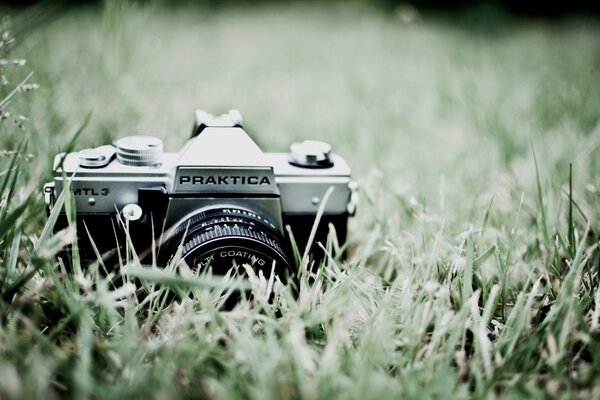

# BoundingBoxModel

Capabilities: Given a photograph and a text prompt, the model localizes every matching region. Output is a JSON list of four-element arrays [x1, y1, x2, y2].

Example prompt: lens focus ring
[[182, 224, 285, 257], [161, 208, 292, 279]]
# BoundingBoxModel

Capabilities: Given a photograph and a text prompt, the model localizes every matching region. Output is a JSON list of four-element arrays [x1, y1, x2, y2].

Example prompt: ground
[[0, 2, 599, 399]]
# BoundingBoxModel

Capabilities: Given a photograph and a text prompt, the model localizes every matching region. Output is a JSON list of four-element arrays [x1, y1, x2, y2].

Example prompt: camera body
[[44, 110, 357, 277]]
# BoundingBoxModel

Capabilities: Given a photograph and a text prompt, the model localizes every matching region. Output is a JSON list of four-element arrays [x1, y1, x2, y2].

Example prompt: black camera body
[[45, 110, 357, 278]]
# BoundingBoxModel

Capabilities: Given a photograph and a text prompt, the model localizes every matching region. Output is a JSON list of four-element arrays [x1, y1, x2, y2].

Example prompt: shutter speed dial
[[115, 136, 163, 167]]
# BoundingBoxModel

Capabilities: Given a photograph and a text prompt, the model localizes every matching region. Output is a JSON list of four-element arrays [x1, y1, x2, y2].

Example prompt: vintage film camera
[[44, 110, 357, 279]]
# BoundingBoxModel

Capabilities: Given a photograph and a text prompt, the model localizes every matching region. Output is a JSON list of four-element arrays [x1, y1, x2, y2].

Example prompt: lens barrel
[[161, 208, 292, 279]]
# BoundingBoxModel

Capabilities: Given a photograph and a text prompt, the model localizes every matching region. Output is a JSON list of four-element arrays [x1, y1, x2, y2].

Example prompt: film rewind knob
[[289, 140, 333, 168]]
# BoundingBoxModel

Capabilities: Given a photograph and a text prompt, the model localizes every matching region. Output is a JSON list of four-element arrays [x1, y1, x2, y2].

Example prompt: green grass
[[1, 2, 600, 398]]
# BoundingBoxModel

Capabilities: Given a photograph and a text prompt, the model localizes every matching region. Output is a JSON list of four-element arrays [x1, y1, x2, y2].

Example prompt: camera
[[44, 110, 357, 279]]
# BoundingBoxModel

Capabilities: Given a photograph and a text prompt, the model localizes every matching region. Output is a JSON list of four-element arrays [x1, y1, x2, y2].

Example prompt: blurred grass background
[[7, 1, 600, 220], [0, 1, 600, 398]]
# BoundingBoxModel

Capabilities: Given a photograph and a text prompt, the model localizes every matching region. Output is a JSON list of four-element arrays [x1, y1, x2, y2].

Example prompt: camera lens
[[161, 208, 292, 280]]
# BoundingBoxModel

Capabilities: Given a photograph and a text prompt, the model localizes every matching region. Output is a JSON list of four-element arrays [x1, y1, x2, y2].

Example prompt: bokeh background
[[3, 0, 599, 215], [0, 1, 599, 398]]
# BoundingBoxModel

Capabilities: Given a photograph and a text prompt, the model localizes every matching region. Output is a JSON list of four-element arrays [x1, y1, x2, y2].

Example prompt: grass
[[1, 2, 600, 398]]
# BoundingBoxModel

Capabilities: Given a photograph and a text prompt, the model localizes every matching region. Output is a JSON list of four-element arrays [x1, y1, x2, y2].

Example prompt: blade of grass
[[0, 71, 33, 109], [302, 186, 335, 263], [481, 194, 495, 234], [123, 265, 252, 292], [34, 188, 66, 253], [462, 232, 474, 306], [532, 145, 550, 251], [568, 163, 575, 257]]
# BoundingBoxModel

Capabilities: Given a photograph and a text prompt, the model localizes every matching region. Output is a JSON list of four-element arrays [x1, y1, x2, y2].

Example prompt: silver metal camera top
[[115, 136, 163, 167], [47, 108, 355, 221], [268, 153, 351, 215], [289, 140, 333, 168]]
